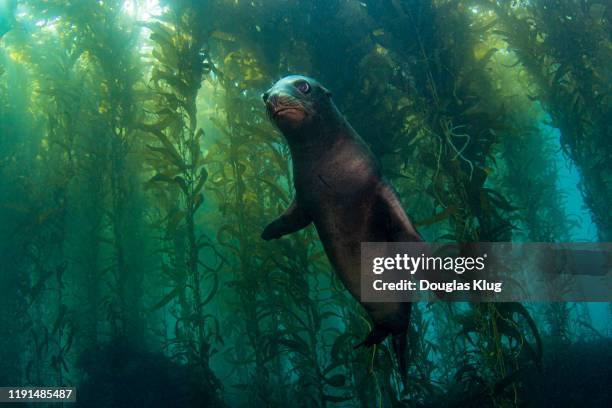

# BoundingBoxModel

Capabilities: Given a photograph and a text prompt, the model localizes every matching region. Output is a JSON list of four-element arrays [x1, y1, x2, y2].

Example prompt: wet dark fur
[[261, 75, 421, 386]]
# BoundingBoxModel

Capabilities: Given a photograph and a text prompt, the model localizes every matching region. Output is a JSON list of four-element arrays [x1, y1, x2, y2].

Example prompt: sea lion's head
[[263, 75, 333, 134]]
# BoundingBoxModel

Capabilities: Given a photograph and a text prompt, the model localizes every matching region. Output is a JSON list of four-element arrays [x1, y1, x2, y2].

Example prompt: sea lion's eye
[[295, 81, 310, 94]]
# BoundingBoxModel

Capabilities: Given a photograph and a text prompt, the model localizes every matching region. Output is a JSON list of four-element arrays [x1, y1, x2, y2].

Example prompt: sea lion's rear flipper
[[354, 326, 409, 390], [376, 183, 422, 242], [353, 325, 389, 349], [261, 199, 311, 240]]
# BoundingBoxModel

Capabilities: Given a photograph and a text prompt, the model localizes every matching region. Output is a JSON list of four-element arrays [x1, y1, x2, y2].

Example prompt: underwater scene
[[0, 0, 611, 407]]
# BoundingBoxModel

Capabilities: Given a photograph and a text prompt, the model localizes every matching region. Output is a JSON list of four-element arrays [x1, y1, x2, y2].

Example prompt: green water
[[0, 1, 610, 407]]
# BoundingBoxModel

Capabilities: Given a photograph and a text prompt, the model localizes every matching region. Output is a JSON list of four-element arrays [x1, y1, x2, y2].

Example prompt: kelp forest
[[0, 0, 611, 407]]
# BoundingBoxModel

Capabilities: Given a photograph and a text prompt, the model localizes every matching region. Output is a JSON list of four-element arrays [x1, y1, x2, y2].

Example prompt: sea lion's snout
[[264, 90, 307, 125], [263, 75, 323, 130]]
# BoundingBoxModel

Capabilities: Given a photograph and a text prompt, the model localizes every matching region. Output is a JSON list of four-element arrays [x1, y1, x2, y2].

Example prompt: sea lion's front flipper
[[261, 200, 311, 240]]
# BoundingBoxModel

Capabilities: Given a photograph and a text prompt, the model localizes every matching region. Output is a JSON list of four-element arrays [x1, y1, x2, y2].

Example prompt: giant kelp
[[480, 0, 612, 241], [0, 17, 81, 387], [345, 2, 543, 404], [26, 0, 154, 342], [142, 2, 225, 404]]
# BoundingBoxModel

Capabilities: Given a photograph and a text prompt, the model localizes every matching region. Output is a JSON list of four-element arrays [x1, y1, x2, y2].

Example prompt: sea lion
[[261, 75, 421, 383]]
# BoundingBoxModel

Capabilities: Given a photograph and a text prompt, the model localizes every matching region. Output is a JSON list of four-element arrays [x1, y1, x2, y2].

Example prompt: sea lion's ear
[[319, 85, 332, 97]]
